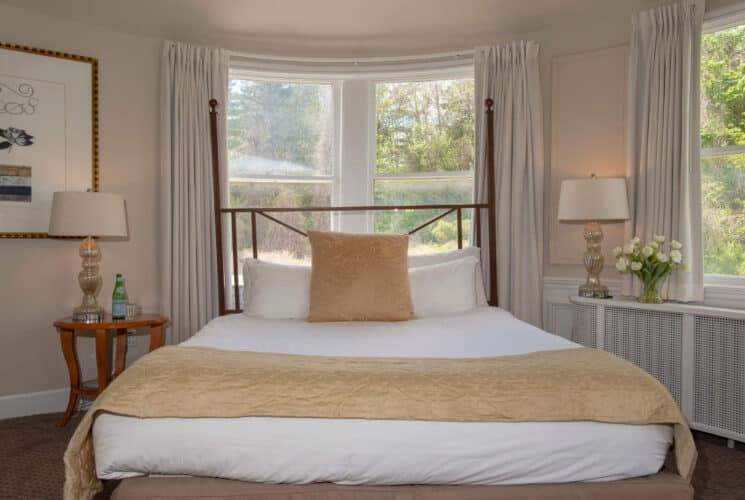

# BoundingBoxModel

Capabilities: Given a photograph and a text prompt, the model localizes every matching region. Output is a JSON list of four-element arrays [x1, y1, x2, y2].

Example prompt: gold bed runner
[[63, 346, 696, 500]]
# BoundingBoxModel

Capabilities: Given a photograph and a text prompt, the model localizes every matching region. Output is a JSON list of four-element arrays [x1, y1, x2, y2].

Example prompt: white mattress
[[93, 307, 673, 485]]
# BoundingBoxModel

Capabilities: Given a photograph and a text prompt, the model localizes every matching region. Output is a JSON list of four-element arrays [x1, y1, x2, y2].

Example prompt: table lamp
[[48, 191, 127, 322], [558, 175, 629, 298]]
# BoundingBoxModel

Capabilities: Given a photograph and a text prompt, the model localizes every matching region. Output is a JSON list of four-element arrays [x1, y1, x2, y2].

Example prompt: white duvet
[[93, 307, 673, 485]]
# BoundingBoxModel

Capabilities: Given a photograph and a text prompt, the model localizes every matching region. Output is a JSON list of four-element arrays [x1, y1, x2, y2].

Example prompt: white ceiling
[[0, 0, 660, 56]]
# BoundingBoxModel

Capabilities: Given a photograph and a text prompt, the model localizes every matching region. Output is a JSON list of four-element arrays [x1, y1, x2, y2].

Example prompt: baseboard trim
[[0, 388, 68, 420]]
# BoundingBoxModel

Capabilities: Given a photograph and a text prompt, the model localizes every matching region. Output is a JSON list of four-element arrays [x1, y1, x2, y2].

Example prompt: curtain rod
[[227, 49, 475, 65]]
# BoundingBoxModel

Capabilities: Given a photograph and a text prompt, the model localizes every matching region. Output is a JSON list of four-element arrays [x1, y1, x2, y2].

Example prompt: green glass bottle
[[112, 274, 127, 320]]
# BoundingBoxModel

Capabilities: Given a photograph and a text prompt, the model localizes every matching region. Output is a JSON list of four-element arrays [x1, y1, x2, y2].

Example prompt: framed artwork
[[0, 42, 98, 238]]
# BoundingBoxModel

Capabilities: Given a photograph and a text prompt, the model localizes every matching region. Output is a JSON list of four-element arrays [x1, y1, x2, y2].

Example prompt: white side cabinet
[[569, 296, 745, 445]]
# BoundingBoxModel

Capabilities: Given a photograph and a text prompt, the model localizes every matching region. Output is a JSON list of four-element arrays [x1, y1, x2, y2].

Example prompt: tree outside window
[[701, 24, 745, 278], [227, 74, 476, 261], [227, 79, 335, 263], [374, 78, 475, 254]]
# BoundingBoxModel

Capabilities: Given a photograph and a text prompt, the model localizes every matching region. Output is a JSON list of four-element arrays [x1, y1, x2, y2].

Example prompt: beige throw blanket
[[64, 346, 696, 499]]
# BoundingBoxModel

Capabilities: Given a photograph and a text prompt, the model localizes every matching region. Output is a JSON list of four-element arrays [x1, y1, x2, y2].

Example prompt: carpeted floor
[[1, 412, 744, 500]]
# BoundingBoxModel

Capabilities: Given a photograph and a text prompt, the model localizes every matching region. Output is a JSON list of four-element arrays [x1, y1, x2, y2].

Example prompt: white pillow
[[242, 260, 311, 319], [242, 250, 487, 320], [409, 257, 478, 317], [409, 247, 488, 306]]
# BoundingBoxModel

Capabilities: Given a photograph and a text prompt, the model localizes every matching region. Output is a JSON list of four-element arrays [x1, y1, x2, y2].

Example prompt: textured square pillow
[[308, 231, 415, 322]]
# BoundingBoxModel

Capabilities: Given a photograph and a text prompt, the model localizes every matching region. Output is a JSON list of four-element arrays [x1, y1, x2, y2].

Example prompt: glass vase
[[638, 281, 663, 304]]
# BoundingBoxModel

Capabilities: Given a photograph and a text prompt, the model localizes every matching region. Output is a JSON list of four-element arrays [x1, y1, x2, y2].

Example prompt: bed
[[96, 308, 693, 499], [62, 99, 694, 500], [94, 309, 673, 486]]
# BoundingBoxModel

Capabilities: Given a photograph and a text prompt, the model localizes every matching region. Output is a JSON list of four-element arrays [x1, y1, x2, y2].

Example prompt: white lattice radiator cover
[[569, 296, 745, 444]]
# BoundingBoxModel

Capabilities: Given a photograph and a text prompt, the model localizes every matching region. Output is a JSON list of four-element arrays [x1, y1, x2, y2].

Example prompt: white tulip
[[623, 243, 635, 255], [641, 246, 655, 257], [631, 261, 642, 271], [657, 252, 669, 263], [670, 249, 682, 264], [616, 258, 629, 272], [649, 240, 659, 249], [654, 234, 666, 243], [631, 237, 641, 246], [671, 240, 682, 250], [613, 246, 623, 257]]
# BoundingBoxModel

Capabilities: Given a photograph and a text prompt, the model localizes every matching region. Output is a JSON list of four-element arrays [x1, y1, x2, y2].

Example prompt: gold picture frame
[[0, 42, 98, 238]]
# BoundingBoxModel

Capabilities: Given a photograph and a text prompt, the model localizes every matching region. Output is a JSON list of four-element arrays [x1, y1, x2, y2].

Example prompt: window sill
[[703, 283, 745, 310], [543, 277, 745, 311], [704, 273, 745, 287]]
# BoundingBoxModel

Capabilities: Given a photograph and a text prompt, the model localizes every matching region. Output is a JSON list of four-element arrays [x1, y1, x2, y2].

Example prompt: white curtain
[[474, 43, 544, 327], [161, 41, 229, 343], [625, 0, 705, 301]]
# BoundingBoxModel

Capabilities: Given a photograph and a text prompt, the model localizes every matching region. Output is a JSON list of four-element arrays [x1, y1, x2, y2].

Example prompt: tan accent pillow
[[308, 231, 415, 322]]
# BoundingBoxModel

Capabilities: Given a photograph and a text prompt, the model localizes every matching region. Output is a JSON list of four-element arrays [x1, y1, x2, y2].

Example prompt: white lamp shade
[[48, 191, 127, 237], [558, 177, 630, 222]]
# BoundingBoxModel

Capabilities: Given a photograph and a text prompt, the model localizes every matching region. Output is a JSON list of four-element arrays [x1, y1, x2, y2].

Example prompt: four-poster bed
[[208, 97, 499, 315], [84, 98, 693, 500]]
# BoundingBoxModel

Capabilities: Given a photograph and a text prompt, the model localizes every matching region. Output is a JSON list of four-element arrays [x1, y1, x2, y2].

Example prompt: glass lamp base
[[578, 283, 610, 299], [74, 236, 104, 323], [73, 305, 104, 323]]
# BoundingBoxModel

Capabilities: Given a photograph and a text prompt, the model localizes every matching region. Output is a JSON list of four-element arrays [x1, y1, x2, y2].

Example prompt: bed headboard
[[208, 98, 497, 315]]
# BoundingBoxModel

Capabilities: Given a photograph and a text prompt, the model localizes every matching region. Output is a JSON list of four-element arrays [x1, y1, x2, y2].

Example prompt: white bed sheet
[[93, 307, 673, 485]]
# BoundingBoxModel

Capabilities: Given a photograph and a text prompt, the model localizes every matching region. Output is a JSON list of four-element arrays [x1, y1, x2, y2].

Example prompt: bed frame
[[208, 98, 499, 315], [111, 98, 693, 500]]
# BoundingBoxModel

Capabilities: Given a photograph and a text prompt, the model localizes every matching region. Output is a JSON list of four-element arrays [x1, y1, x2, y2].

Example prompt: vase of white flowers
[[613, 235, 685, 304]]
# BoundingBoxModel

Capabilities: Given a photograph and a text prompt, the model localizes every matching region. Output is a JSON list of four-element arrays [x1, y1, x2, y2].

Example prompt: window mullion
[[338, 79, 372, 232], [230, 176, 334, 183], [373, 172, 474, 180], [701, 145, 745, 158]]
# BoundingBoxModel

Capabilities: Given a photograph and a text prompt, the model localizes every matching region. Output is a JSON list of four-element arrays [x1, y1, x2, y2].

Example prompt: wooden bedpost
[[485, 98, 498, 307], [209, 99, 227, 315]]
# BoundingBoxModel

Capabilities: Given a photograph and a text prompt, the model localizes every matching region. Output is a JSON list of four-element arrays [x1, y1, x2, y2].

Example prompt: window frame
[[701, 7, 745, 288], [227, 61, 476, 240], [367, 72, 476, 242], [368, 70, 475, 204]]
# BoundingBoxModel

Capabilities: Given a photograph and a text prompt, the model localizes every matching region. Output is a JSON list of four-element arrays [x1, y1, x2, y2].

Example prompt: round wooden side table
[[53, 314, 168, 426]]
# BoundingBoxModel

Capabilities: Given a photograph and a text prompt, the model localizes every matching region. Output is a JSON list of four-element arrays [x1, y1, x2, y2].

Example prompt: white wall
[[0, 4, 162, 403]]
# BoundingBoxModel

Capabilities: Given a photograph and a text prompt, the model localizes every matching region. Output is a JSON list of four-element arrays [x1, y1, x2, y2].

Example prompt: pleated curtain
[[625, 0, 705, 301], [474, 43, 545, 327], [161, 41, 229, 343]]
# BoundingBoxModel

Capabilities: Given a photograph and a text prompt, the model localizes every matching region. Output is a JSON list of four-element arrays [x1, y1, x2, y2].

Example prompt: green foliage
[[701, 155, 745, 275], [701, 26, 745, 148], [373, 79, 475, 252], [373, 178, 473, 250], [229, 182, 331, 261], [701, 28, 745, 276], [376, 79, 474, 174]]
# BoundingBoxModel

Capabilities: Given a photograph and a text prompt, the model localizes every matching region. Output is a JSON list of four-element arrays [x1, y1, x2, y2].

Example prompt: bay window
[[227, 62, 475, 262]]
